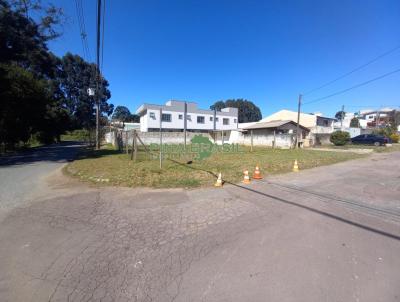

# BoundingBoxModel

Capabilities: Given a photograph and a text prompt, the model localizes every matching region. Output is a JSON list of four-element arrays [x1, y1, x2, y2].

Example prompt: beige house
[[262, 110, 335, 133]]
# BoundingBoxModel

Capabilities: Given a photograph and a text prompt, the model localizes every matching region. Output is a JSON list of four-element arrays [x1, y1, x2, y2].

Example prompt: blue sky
[[49, 0, 400, 117]]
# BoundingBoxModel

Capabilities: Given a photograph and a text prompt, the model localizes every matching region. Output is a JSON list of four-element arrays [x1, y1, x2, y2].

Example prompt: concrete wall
[[106, 130, 215, 146], [312, 133, 331, 145], [227, 129, 294, 148], [105, 130, 294, 148]]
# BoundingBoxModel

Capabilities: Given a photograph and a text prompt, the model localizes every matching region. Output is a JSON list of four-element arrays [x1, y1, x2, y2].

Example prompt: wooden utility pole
[[184, 102, 187, 151], [250, 130, 254, 152], [159, 108, 163, 169], [340, 105, 345, 130], [95, 0, 102, 150], [376, 106, 381, 128], [295, 94, 302, 149]]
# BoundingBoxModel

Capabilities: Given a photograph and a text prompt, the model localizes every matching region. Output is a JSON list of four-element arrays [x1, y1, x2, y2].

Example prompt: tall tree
[[335, 110, 346, 120], [350, 117, 360, 128], [210, 101, 226, 111], [210, 99, 262, 123], [0, 0, 68, 146], [60, 53, 114, 129], [112, 106, 139, 123]]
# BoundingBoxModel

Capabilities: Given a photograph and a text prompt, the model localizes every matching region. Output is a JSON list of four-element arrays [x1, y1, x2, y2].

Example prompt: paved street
[[0, 147, 399, 302], [0, 143, 83, 222]]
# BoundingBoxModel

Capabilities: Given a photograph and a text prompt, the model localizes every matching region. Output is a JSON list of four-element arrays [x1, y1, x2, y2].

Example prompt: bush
[[390, 133, 399, 143], [61, 129, 90, 142], [330, 131, 350, 146], [373, 126, 395, 137]]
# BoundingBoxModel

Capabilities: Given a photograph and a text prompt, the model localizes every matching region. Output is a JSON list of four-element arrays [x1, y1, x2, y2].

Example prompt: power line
[[100, 0, 106, 73], [74, 0, 86, 59], [78, 0, 91, 61], [74, 0, 91, 61], [303, 68, 400, 105], [95, 0, 102, 150], [303, 45, 400, 96]]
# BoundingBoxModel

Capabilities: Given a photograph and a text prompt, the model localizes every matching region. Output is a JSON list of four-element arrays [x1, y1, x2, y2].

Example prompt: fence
[[105, 130, 215, 147]]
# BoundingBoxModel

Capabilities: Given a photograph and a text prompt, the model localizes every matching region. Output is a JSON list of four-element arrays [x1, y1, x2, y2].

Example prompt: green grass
[[60, 129, 92, 142], [315, 143, 400, 153], [64, 144, 366, 189]]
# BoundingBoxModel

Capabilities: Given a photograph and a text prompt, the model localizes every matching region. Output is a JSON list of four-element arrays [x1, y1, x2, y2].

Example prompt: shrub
[[61, 129, 91, 142], [330, 131, 350, 146], [349, 117, 360, 128], [373, 126, 395, 137], [390, 133, 399, 143]]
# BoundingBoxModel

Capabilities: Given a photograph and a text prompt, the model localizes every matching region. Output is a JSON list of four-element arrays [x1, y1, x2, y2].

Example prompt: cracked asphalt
[[0, 145, 399, 301]]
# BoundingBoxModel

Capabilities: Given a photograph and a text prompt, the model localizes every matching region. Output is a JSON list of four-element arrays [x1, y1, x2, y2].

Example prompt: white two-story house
[[135, 100, 238, 132]]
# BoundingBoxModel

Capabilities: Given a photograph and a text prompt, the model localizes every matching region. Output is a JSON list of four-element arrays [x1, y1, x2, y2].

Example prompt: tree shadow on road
[[0, 142, 85, 166]]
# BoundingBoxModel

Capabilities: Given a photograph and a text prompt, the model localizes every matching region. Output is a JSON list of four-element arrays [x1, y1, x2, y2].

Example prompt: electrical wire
[[303, 68, 400, 105], [74, 0, 91, 61], [303, 45, 400, 96], [100, 0, 106, 73]]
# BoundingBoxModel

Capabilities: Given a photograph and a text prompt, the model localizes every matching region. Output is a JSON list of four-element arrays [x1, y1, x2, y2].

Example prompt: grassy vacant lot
[[315, 143, 400, 153], [65, 145, 366, 188]]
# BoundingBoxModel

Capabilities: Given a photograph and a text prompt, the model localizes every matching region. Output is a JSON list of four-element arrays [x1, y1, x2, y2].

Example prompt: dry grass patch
[[65, 145, 366, 188]]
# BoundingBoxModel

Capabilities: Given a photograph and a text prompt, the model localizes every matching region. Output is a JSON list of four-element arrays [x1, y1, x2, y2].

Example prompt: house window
[[197, 116, 205, 124], [149, 112, 156, 119], [215, 117, 219, 122], [210, 116, 213, 121], [186, 115, 191, 121], [223, 118, 229, 125], [234, 118, 237, 123], [178, 114, 183, 120], [161, 113, 171, 122]]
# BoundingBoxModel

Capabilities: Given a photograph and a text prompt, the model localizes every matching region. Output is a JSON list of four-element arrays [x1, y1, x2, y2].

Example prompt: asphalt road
[[0, 147, 399, 302], [0, 142, 83, 222]]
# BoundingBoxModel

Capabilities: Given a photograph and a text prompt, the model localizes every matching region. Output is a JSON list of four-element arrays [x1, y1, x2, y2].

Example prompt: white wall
[[106, 130, 215, 145], [142, 109, 238, 131], [226, 130, 293, 148], [106, 130, 293, 148]]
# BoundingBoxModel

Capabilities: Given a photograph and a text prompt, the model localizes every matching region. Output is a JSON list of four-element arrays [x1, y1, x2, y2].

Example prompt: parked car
[[351, 134, 392, 146]]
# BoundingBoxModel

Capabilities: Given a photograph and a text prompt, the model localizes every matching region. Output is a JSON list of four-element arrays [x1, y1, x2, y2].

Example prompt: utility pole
[[159, 108, 163, 169], [295, 94, 302, 149], [184, 102, 187, 151], [95, 0, 102, 150], [376, 106, 381, 129], [340, 104, 345, 130]]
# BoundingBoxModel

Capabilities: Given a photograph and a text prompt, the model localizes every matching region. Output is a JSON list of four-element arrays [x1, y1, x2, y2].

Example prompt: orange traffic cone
[[293, 160, 299, 172], [214, 173, 223, 187], [243, 170, 251, 184], [253, 165, 263, 179]]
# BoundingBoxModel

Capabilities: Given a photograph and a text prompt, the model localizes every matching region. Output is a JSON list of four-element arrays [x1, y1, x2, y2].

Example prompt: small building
[[228, 120, 310, 148], [135, 100, 238, 132], [260, 109, 336, 134]]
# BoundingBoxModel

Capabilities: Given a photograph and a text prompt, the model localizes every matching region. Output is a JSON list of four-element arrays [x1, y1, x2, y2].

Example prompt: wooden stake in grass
[[130, 131, 135, 160], [125, 131, 128, 154], [134, 130, 138, 162]]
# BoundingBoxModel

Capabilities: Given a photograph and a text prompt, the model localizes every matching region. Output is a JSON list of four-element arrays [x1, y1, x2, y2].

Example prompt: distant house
[[135, 100, 238, 132], [259, 109, 336, 134], [358, 108, 397, 128], [228, 120, 310, 148]]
